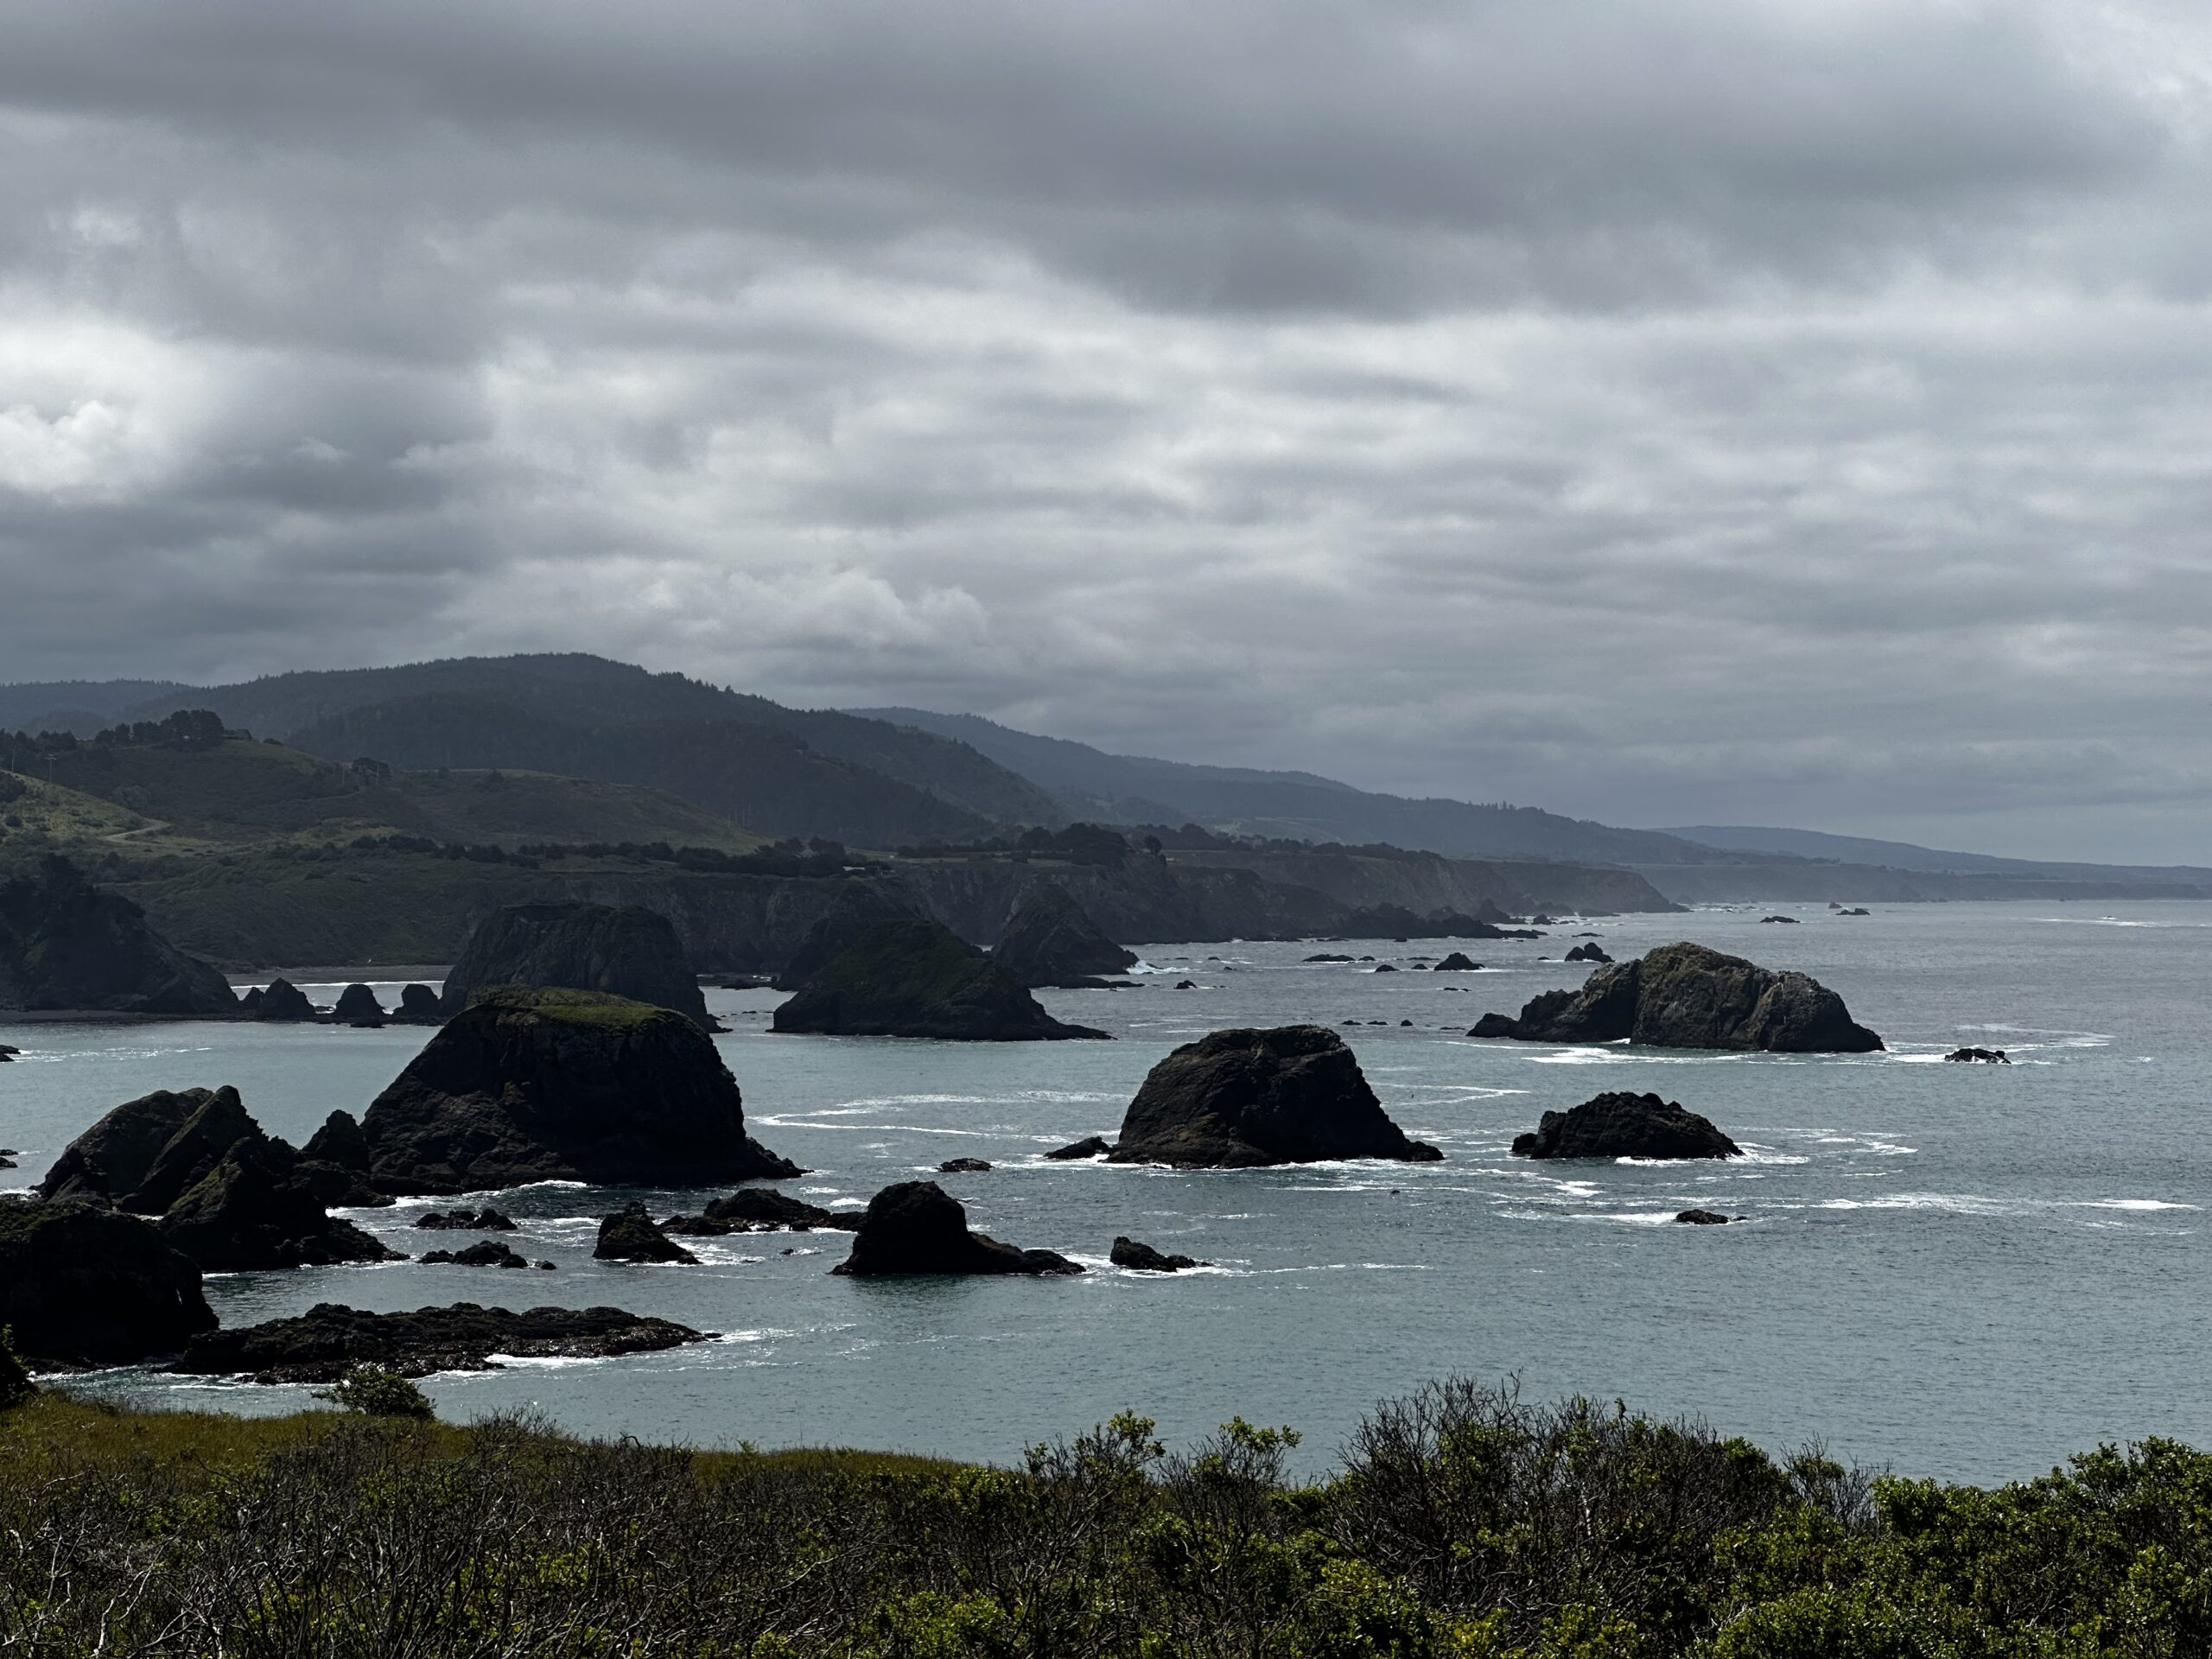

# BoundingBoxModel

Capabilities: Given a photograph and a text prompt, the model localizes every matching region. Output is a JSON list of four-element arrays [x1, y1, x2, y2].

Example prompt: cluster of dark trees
[[2, 709, 234, 766], [896, 822, 1141, 866]]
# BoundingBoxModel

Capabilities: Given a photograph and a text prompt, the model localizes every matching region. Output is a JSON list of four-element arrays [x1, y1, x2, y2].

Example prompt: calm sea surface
[[4, 899, 2209, 1481]]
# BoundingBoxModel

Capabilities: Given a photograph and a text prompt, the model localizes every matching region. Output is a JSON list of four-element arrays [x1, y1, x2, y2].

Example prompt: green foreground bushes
[[3, 1378, 2209, 1656]]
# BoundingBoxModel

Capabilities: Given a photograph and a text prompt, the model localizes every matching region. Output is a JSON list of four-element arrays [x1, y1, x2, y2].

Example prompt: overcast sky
[[3, 2, 2209, 861]]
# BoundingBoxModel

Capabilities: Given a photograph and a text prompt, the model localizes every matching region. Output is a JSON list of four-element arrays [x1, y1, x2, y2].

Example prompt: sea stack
[[1471, 942, 1882, 1052], [0, 1197, 217, 1365], [1510, 1092, 1741, 1160], [990, 884, 1137, 987], [359, 986, 800, 1193], [772, 918, 1109, 1040], [440, 902, 715, 1029], [831, 1180, 1083, 1276], [0, 855, 238, 1016], [1108, 1025, 1443, 1167]]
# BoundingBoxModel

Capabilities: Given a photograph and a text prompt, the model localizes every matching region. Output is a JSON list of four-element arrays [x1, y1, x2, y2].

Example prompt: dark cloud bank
[[2, 1, 2207, 861]]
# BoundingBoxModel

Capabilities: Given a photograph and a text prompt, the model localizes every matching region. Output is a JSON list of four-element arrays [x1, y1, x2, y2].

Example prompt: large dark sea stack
[[36, 1086, 398, 1269], [251, 978, 318, 1021], [992, 884, 1137, 987], [772, 883, 931, 990], [773, 918, 1109, 1041], [360, 986, 799, 1194], [441, 902, 713, 1029], [1471, 942, 1882, 1052], [0, 855, 237, 1016], [831, 1180, 1083, 1276], [170, 1301, 709, 1384], [1510, 1092, 1741, 1160], [594, 1202, 698, 1264], [1108, 1026, 1442, 1167], [0, 1197, 215, 1364], [333, 983, 385, 1024]]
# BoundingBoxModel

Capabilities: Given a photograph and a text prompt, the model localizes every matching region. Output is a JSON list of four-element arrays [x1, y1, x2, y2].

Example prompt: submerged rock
[[0, 855, 239, 1017], [441, 902, 715, 1030], [1305, 953, 1355, 963], [422, 1238, 529, 1268], [1471, 942, 1882, 1052], [1110, 1236, 1204, 1272], [594, 1202, 698, 1264], [661, 1188, 859, 1235], [0, 1197, 216, 1365], [1945, 1046, 2010, 1063], [990, 884, 1137, 987], [1759, 915, 1800, 925], [772, 918, 1109, 1041], [359, 987, 799, 1194], [254, 978, 318, 1021], [1046, 1135, 1115, 1161], [1109, 1026, 1443, 1168], [1510, 1092, 1741, 1160], [831, 1180, 1083, 1277], [169, 1301, 709, 1383]]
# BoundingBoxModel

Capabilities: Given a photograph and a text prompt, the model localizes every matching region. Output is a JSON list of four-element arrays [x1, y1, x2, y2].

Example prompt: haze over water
[[5, 899, 2206, 1481]]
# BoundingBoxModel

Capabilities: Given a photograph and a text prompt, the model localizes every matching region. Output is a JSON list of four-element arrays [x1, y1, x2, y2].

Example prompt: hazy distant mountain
[[1664, 825, 2212, 887], [0, 680, 194, 735], [855, 707, 1724, 865]]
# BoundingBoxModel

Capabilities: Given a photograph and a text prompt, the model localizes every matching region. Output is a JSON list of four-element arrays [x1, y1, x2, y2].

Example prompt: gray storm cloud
[[0, 0, 2207, 860]]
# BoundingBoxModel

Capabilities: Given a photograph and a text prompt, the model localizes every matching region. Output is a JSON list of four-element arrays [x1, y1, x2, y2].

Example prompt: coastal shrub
[[2, 1382, 2211, 1655], [316, 1365, 435, 1420], [0, 1326, 33, 1409]]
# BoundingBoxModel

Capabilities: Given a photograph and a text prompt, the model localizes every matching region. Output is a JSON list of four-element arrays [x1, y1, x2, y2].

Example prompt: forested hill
[[7, 656, 1066, 849], [856, 706, 1717, 865]]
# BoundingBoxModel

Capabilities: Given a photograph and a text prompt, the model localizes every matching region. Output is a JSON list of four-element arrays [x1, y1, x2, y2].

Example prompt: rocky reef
[[594, 1202, 698, 1263], [1510, 1092, 1742, 1160], [1105, 1026, 1442, 1168], [990, 884, 1136, 987], [661, 1188, 859, 1235], [441, 902, 714, 1029], [360, 987, 799, 1194], [1111, 1236, 1204, 1272], [170, 1301, 709, 1383], [830, 1180, 1083, 1276], [772, 918, 1109, 1041], [1945, 1046, 2010, 1064], [0, 855, 238, 1016], [0, 1196, 217, 1365], [1471, 942, 1883, 1052]]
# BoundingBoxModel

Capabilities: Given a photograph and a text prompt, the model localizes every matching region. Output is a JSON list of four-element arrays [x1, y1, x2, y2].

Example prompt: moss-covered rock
[[990, 884, 1136, 987], [359, 987, 799, 1194], [773, 918, 1108, 1041], [441, 902, 713, 1028], [1108, 1026, 1443, 1168], [1471, 942, 1883, 1052], [0, 1197, 215, 1365], [0, 856, 238, 1016]]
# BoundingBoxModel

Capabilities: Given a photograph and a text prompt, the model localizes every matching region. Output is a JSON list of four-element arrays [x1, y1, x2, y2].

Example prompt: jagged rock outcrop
[[158, 1140, 400, 1270], [334, 983, 385, 1024], [772, 882, 930, 990], [594, 1202, 698, 1264], [1107, 1026, 1443, 1168], [35, 1086, 225, 1207], [0, 856, 238, 1016], [394, 984, 442, 1024], [423, 1238, 529, 1268], [0, 1197, 216, 1364], [441, 901, 715, 1029], [990, 884, 1136, 987], [295, 1111, 390, 1207], [1945, 1047, 2010, 1064], [359, 987, 799, 1194], [1510, 1092, 1741, 1160], [661, 1188, 859, 1235], [416, 1206, 518, 1230], [252, 978, 318, 1021], [1111, 1236, 1204, 1272], [1046, 1136, 1114, 1160], [772, 918, 1109, 1041], [830, 1180, 1083, 1276], [170, 1301, 708, 1383], [1471, 943, 1883, 1052], [1565, 943, 1613, 964]]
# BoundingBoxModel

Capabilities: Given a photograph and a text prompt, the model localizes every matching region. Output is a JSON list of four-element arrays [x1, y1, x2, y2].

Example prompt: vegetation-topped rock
[[662, 1188, 860, 1235], [0, 1197, 215, 1365], [773, 918, 1109, 1041], [1111, 1236, 1204, 1272], [594, 1202, 698, 1263], [0, 855, 238, 1016], [772, 882, 929, 990], [1108, 1026, 1443, 1168], [251, 978, 318, 1021], [831, 1180, 1083, 1276], [169, 1301, 709, 1383], [1471, 943, 1883, 1052], [159, 1141, 401, 1271], [991, 884, 1136, 987], [360, 987, 798, 1194], [1510, 1092, 1741, 1160], [441, 902, 713, 1028]]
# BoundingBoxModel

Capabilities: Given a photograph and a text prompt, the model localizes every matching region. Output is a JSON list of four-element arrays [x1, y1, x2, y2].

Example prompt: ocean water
[[4, 899, 2209, 1482]]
